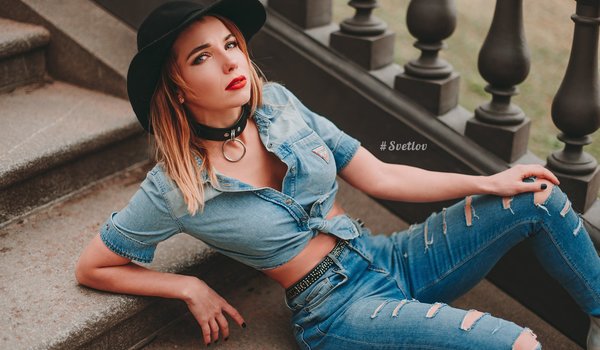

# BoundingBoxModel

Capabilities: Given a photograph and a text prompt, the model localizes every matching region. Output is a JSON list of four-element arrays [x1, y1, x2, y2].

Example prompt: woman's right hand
[[181, 277, 246, 346]]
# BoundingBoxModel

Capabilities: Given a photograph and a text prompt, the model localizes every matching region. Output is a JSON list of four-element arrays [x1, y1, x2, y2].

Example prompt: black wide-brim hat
[[127, 0, 266, 133]]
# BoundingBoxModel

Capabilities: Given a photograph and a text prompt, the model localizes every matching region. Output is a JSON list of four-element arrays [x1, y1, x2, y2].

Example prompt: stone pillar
[[464, 0, 532, 163], [546, 0, 600, 212], [394, 0, 460, 115], [329, 0, 395, 71], [268, 0, 333, 29]]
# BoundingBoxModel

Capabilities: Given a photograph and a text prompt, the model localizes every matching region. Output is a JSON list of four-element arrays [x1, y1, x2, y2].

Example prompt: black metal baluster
[[330, 0, 395, 71], [269, 0, 333, 30], [546, 0, 600, 212], [394, 0, 460, 116], [465, 0, 532, 163]]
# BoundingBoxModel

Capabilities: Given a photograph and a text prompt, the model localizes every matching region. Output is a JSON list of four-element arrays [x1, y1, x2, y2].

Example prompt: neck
[[190, 106, 243, 128]]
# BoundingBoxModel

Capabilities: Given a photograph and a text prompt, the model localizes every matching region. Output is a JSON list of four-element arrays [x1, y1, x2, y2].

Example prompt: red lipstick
[[226, 75, 246, 90]]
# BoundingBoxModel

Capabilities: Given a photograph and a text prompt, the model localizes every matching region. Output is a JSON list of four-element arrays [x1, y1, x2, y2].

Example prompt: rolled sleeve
[[277, 84, 361, 173], [332, 130, 361, 172], [99, 169, 182, 263]]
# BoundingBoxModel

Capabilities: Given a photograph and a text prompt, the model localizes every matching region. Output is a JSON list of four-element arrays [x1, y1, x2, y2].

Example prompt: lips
[[226, 76, 247, 90]]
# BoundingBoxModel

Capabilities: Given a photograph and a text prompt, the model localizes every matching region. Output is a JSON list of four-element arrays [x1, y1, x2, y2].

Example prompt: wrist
[[178, 276, 204, 303], [477, 175, 495, 195]]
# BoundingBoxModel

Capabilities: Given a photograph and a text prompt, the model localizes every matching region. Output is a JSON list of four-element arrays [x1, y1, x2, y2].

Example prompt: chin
[[235, 90, 252, 106]]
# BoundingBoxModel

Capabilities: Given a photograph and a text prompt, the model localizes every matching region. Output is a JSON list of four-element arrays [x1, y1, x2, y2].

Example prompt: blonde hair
[[149, 14, 265, 216]]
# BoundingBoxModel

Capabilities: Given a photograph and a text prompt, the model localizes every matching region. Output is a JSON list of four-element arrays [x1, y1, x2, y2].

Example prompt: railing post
[[268, 0, 333, 29], [464, 0, 531, 163], [394, 0, 460, 115], [546, 0, 600, 213], [329, 0, 395, 71]]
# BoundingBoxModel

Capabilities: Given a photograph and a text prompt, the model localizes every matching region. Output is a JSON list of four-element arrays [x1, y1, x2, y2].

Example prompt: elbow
[[74, 257, 94, 286]]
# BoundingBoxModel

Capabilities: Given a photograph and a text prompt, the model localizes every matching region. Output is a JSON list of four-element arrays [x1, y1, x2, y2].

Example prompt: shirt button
[[285, 198, 293, 205]]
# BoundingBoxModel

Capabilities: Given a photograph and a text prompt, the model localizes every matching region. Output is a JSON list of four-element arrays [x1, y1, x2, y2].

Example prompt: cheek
[[182, 68, 219, 95]]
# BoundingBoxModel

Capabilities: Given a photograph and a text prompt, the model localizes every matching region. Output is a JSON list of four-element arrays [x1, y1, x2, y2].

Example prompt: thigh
[[392, 191, 539, 303], [316, 297, 540, 349]]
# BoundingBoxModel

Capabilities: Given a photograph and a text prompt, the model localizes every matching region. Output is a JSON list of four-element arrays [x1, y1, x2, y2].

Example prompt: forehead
[[172, 16, 230, 55]]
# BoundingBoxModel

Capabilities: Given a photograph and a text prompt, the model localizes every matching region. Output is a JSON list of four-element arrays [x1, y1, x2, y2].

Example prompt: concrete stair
[[0, 13, 147, 226], [0, 18, 49, 92]]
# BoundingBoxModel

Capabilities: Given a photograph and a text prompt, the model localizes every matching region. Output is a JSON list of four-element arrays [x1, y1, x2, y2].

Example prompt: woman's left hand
[[484, 164, 560, 197]]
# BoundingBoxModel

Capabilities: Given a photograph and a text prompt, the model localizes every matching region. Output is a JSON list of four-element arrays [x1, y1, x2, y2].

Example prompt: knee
[[533, 179, 554, 206], [513, 327, 541, 350]]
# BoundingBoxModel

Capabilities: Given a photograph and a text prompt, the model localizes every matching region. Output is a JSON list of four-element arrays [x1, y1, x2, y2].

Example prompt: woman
[[75, 0, 600, 349]]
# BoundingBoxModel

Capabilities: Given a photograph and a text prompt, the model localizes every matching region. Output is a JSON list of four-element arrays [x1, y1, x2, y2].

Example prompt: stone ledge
[[0, 0, 136, 98], [0, 80, 143, 189], [0, 18, 49, 59]]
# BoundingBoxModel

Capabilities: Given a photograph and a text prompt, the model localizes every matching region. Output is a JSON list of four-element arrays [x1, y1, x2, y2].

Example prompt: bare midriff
[[261, 200, 347, 289]]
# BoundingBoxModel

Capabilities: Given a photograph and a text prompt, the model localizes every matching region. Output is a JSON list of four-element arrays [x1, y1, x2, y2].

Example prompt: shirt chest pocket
[[294, 130, 337, 196]]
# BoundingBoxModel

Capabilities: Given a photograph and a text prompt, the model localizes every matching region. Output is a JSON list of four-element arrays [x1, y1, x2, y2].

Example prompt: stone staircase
[[0, 16, 147, 226], [0, 1, 583, 349]]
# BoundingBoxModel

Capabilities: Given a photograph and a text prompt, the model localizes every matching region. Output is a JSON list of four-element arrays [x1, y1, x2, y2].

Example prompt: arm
[[339, 146, 561, 202], [74, 170, 245, 346], [75, 233, 245, 346]]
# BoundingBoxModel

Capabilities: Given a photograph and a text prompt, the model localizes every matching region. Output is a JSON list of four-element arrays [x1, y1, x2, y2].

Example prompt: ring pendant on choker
[[191, 104, 249, 162], [222, 129, 246, 162]]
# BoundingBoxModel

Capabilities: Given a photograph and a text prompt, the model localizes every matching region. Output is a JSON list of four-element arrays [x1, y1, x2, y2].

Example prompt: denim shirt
[[100, 82, 361, 270]]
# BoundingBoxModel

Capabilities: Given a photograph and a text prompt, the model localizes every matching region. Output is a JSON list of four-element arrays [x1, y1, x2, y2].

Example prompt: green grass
[[332, 0, 599, 163]]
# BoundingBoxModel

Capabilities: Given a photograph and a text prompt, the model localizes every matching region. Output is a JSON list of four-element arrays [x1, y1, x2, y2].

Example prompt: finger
[[542, 168, 560, 185], [215, 313, 230, 340], [516, 180, 541, 193], [199, 321, 212, 346], [209, 318, 220, 344], [529, 165, 560, 185], [222, 303, 246, 328]]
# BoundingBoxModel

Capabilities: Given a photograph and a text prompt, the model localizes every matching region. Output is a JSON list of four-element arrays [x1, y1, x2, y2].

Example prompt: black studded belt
[[285, 238, 348, 300]]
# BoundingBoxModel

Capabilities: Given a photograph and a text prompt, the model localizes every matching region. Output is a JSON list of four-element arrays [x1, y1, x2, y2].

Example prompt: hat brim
[[127, 0, 266, 133]]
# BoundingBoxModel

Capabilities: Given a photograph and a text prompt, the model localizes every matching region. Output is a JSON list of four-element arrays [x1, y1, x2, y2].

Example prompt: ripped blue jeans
[[284, 180, 600, 349]]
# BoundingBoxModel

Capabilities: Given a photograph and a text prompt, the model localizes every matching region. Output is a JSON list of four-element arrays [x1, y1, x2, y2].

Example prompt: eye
[[192, 52, 209, 65], [225, 40, 238, 50]]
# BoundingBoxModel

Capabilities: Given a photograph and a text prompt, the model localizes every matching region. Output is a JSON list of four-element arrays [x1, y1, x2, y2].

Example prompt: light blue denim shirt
[[100, 82, 361, 270]]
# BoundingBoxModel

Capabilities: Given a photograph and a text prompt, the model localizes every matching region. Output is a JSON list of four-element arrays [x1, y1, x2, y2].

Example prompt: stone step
[[0, 17, 50, 93], [0, 0, 136, 99], [0, 80, 147, 225], [0, 162, 261, 350]]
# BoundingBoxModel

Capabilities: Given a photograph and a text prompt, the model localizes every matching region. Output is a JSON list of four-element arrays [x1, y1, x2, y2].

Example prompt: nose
[[223, 55, 238, 73]]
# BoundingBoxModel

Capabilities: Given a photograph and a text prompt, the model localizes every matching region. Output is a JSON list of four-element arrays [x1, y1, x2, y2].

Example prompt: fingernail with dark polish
[[541, 183, 547, 190], [242, 322, 247, 328]]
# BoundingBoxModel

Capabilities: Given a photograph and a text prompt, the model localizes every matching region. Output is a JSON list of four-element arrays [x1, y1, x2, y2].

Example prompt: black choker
[[191, 104, 250, 141], [191, 105, 250, 162]]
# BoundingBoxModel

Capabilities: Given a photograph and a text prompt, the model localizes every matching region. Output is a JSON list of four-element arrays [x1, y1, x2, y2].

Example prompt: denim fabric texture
[[285, 180, 600, 349], [99, 82, 362, 269]]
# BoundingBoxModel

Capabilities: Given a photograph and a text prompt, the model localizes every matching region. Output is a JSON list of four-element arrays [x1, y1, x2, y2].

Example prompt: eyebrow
[[186, 33, 235, 61]]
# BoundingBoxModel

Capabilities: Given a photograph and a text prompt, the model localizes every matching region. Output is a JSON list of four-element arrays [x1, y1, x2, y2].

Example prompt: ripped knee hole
[[533, 180, 554, 205]]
